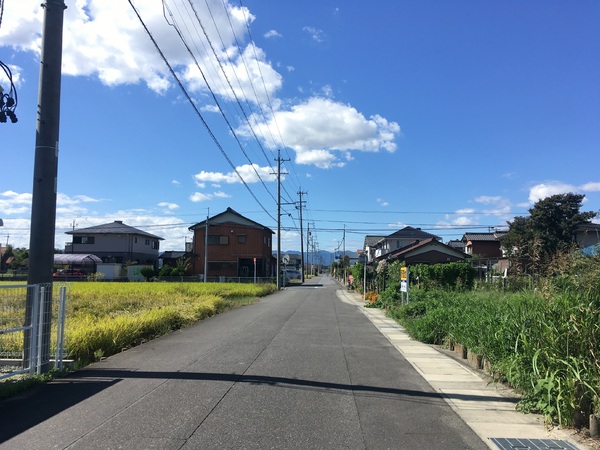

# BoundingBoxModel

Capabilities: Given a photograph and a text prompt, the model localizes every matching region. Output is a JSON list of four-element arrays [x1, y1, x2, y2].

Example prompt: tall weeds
[[386, 252, 600, 426]]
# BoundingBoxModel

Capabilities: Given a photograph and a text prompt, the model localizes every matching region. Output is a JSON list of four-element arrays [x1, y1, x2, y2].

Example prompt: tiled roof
[[388, 226, 440, 241], [66, 221, 163, 240], [462, 232, 507, 242], [189, 207, 273, 233], [363, 235, 386, 248], [376, 238, 469, 262]]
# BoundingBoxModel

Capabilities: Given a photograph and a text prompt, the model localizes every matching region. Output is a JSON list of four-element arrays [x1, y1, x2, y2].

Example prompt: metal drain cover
[[490, 438, 579, 450]]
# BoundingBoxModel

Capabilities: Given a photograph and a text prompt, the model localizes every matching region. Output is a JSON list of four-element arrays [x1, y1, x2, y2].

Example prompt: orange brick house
[[188, 208, 275, 280]]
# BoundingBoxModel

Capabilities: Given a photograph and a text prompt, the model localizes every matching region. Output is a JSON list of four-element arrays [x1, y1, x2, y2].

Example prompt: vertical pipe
[[36, 287, 46, 375]]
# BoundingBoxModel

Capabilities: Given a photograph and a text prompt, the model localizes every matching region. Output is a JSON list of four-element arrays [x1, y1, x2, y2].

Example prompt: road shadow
[[0, 368, 518, 443], [0, 376, 118, 443]]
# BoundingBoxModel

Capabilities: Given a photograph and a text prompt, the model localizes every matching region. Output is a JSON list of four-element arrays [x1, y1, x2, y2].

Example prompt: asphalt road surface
[[0, 275, 488, 449]]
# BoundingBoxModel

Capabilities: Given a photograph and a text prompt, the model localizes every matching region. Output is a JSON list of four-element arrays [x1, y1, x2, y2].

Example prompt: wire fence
[[0, 283, 68, 380]]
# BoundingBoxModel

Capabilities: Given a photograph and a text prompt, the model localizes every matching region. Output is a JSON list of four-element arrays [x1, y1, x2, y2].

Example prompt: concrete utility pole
[[297, 190, 307, 283], [27, 0, 67, 373], [274, 150, 288, 290]]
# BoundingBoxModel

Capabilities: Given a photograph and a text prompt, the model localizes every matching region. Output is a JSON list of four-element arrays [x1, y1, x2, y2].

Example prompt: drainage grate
[[490, 438, 579, 450]]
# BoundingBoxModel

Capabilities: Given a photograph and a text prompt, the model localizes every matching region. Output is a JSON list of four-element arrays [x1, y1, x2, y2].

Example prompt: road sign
[[400, 267, 407, 281]]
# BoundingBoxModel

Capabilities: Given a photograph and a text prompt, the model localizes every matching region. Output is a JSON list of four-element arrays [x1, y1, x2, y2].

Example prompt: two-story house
[[373, 227, 441, 260], [65, 220, 163, 266], [188, 208, 275, 280], [461, 231, 507, 258]]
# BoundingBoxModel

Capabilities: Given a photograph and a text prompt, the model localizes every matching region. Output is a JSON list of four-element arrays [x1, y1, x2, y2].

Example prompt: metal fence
[[0, 283, 67, 380]]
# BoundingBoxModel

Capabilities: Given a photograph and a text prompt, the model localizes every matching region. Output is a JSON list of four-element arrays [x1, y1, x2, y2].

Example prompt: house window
[[208, 235, 229, 245], [134, 237, 138, 243], [73, 236, 95, 244], [152, 241, 159, 250], [238, 235, 246, 244], [145, 239, 150, 245]]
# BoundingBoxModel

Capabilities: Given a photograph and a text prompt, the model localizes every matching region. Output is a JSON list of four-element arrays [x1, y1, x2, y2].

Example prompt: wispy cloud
[[303, 26, 326, 43], [264, 29, 282, 38]]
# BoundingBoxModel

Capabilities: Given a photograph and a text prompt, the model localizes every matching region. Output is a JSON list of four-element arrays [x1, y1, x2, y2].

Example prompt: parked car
[[53, 269, 86, 279], [285, 269, 302, 280], [282, 269, 302, 285]]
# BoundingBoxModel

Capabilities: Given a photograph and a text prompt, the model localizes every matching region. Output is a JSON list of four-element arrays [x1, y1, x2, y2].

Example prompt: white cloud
[[0, 191, 191, 250], [213, 191, 231, 198], [0, 0, 283, 103], [455, 208, 475, 214], [194, 163, 276, 185], [377, 198, 389, 207], [528, 183, 576, 203], [295, 149, 343, 169], [172, 179, 181, 186], [527, 181, 600, 204], [580, 182, 600, 192], [189, 192, 212, 202], [243, 97, 399, 168], [158, 202, 180, 211], [264, 29, 282, 38]]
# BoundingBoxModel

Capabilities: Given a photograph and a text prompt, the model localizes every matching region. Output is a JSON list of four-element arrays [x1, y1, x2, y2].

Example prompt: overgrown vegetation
[[377, 251, 600, 427]]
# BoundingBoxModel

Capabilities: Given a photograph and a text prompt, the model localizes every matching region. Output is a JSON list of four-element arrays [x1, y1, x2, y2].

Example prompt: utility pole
[[27, 0, 67, 373], [306, 223, 311, 277], [343, 224, 346, 286], [274, 150, 289, 289], [297, 189, 307, 283]]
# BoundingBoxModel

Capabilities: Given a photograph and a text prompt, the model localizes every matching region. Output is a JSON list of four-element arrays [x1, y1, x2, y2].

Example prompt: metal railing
[[0, 283, 67, 380]]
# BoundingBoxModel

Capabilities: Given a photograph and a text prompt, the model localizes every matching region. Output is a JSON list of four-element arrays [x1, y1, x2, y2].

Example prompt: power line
[[128, 0, 275, 222], [161, 0, 277, 205]]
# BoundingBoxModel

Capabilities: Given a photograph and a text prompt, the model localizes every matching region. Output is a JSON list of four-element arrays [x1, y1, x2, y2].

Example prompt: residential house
[[373, 227, 441, 260], [447, 239, 466, 253], [188, 207, 275, 279], [158, 251, 190, 271], [65, 221, 163, 266], [574, 222, 600, 250], [461, 231, 507, 259], [363, 235, 386, 263], [375, 238, 468, 266]]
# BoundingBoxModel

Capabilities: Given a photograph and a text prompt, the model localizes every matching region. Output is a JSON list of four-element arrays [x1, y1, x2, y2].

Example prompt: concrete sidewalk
[[335, 288, 593, 450]]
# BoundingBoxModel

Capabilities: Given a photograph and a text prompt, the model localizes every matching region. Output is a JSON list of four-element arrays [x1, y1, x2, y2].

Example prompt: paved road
[[0, 276, 488, 449]]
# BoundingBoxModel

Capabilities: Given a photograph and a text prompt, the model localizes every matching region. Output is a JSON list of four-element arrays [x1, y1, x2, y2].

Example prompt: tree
[[502, 193, 597, 274]]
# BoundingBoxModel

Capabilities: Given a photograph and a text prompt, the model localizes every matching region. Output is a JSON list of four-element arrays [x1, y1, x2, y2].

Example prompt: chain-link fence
[[0, 283, 67, 380]]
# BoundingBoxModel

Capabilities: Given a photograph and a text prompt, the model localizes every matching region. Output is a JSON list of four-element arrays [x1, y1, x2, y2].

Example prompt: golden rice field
[[0, 282, 276, 366]]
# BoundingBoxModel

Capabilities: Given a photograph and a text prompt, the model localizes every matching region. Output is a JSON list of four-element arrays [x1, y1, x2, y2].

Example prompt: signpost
[[400, 266, 409, 304]]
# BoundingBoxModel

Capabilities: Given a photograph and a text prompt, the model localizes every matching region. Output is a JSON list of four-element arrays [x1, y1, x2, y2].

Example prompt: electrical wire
[[161, 0, 277, 205], [127, 0, 276, 222]]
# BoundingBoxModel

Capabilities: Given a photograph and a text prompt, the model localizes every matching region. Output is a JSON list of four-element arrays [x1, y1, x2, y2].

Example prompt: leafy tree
[[140, 266, 155, 281], [3, 246, 29, 272], [502, 193, 597, 274]]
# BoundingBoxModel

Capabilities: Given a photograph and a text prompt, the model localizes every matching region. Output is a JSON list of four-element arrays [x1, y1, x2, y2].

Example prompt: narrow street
[[0, 276, 487, 449]]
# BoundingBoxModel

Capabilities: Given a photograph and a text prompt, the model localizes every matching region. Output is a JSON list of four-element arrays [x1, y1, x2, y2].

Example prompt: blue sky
[[1, 0, 599, 254]]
